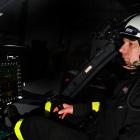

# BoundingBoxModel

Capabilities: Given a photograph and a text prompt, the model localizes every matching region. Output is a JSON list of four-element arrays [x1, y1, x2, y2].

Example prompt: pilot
[[13, 14, 140, 140]]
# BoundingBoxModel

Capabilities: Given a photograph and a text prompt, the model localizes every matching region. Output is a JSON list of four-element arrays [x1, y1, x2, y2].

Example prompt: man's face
[[119, 38, 140, 66]]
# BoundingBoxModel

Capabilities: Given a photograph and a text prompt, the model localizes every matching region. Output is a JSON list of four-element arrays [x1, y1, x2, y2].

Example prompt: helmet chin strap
[[123, 65, 137, 70], [138, 39, 140, 46], [123, 57, 140, 70]]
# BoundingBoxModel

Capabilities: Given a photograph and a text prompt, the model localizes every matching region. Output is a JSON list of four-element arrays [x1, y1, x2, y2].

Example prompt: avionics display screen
[[0, 56, 21, 98]]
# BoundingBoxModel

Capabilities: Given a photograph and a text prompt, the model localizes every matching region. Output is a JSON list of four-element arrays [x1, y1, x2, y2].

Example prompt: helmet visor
[[120, 25, 140, 38]]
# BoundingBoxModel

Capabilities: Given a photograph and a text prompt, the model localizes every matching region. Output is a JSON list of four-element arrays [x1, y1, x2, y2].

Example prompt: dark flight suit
[[14, 70, 140, 140], [95, 70, 140, 140]]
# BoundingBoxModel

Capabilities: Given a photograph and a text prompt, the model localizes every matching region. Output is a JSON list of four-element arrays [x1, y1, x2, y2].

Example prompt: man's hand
[[53, 103, 73, 119]]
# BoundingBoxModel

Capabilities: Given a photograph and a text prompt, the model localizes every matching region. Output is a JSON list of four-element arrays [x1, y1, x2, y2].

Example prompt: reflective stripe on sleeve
[[45, 101, 52, 112], [14, 119, 24, 140], [92, 102, 100, 112]]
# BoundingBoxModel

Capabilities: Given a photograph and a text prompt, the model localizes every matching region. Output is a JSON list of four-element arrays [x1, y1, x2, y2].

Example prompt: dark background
[[0, 0, 140, 81]]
